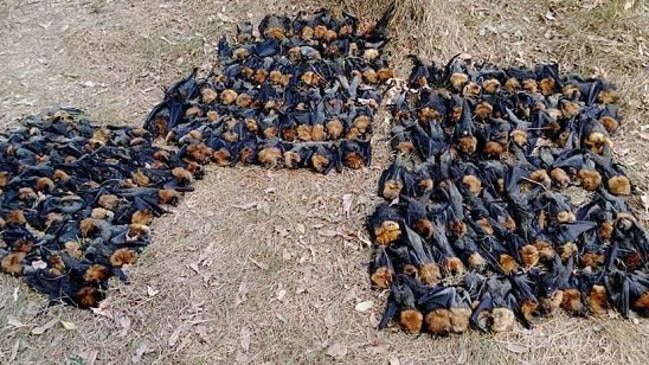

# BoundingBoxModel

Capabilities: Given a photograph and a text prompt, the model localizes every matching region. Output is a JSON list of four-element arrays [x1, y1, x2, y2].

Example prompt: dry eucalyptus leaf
[[389, 357, 401, 365], [116, 313, 131, 331], [147, 286, 159, 297], [319, 229, 339, 237], [233, 202, 257, 210], [325, 311, 338, 328], [249, 258, 269, 270], [79, 350, 99, 365], [240, 327, 251, 352], [277, 289, 287, 302], [31, 318, 58, 335], [369, 313, 380, 328], [131, 343, 149, 364], [326, 342, 348, 360], [7, 315, 24, 328], [282, 249, 292, 261], [366, 345, 389, 355], [60, 320, 77, 330], [188, 263, 200, 274], [342, 194, 353, 217], [355, 300, 374, 312], [296, 223, 306, 234], [168, 326, 183, 347], [195, 326, 210, 344], [506, 343, 528, 354], [641, 193, 649, 211]]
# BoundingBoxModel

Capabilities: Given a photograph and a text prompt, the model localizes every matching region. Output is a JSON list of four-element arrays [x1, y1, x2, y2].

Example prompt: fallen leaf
[[147, 286, 159, 297], [296, 223, 306, 234], [116, 313, 131, 331], [342, 194, 353, 217], [60, 320, 76, 330], [389, 357, 401, 365], [195, 326, 210, 344], [249, 258, 269, 270], [31, 318, 58, 335], [319, 229, 340, 237], [76, 350, 99, 365], [131, 343, 149, 364], [7, 315, 24, 328], [282, 249, 292, 261], [175, 335, 192, 353], [240, 327, 251, 352], [325, 311, 337, 328], [168, 326, 183, 347], [506, 343, 528, 354], [188, 263, 200, 274], [544, 10, 555, 20], [366, 345, 389, 355], [277, 289, 287, 301], [326, 342, 348, 360], [275, 226, 290, 237], [355, 300, 374, 312], [10, 340, 19, 362], [233, 202, 257, 210], [642, 193, 649, 211], [369, 313, 380, 328], [90, 306, 113, 320]]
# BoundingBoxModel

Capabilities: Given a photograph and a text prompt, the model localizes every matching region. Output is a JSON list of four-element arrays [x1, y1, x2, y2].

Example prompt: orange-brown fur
[[370, 267, 393, 289], [450, 73, 469, 91], [425, 309, 452, 335], [76, 286, 101, 308], [462, 175, 482, 195], [399, 309, 424, 334], [110, 248, 138, 267], [474, 102, 493, 119], [500, 254, 519, 274], [577, 169, 602, 191], [6, 209, 26, 226], [561, 288, 584, 315], [607, 176, 631, 196], [520, 245, 540, 267], [382, 180, 403, 200], [374, 220, 401, 246], [1, 252, 25, 275], [84, 264, 109, 283], [419, 262, 441, 286], [258, 147, 283, 168], [443, 257, 466, 275], [551, 168, 570, 187]]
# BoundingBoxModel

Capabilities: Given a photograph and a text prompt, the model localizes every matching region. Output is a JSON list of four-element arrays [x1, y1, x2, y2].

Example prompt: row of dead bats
[[367, 53, 649, 336], [0, 6, 394, 308]]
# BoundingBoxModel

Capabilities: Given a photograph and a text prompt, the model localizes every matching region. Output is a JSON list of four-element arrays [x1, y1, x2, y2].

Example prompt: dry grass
[[2, 0, 649, 364]]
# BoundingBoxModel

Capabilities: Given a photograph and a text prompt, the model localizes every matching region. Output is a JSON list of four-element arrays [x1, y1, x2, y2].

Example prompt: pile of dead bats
[[143, 5, 394, 173], [0, 7, 395, 309], [0, 108, 200, 307], [368, 54, 649, 336]]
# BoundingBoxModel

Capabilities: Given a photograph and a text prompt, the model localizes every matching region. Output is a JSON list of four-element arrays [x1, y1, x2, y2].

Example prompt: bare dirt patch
[[2, 0, 649, 364]]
